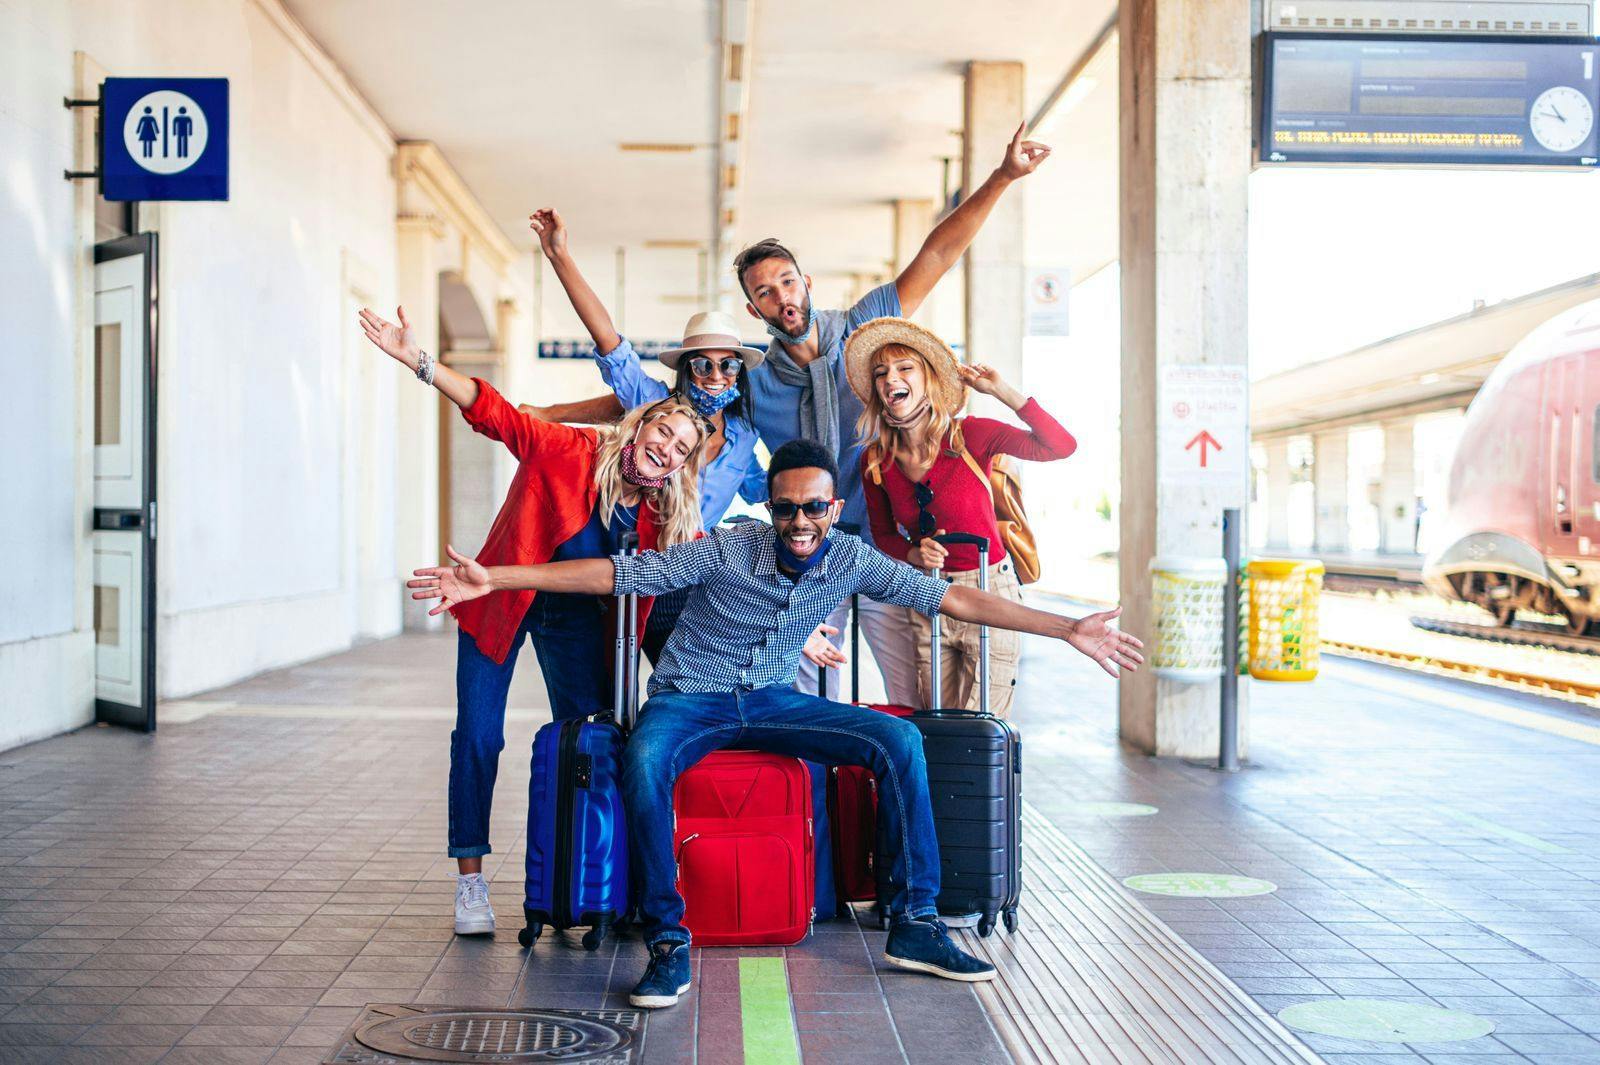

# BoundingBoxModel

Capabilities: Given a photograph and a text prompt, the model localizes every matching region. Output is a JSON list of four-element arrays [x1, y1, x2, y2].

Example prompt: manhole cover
[[325, 1004, 643, 1064]]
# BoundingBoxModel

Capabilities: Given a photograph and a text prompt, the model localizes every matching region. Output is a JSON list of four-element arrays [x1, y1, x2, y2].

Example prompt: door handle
[[93, 508, 143, 531]]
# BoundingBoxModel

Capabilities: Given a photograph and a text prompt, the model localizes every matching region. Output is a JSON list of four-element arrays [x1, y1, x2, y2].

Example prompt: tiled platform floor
[[2, 614, 1599, 1063]]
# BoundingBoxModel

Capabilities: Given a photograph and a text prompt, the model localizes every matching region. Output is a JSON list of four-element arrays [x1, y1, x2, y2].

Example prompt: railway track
[[1408, 615, 1600, 656], [1322, 638, 1600, 704]]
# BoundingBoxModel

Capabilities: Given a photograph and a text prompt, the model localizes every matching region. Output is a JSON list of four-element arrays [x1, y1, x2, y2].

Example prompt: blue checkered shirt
[[612, 520, 948, 695]]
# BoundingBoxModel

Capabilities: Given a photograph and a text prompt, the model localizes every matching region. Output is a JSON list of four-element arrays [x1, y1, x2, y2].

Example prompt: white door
[[92, 238, 156, 728]]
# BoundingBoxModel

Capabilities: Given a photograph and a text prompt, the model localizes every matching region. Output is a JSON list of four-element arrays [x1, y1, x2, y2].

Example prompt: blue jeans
[[448, 594, 610, 859], [622, 685, 941, 946]]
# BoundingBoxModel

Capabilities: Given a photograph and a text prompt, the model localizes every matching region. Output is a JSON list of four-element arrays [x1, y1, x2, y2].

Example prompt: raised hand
[[1064, 607, 1145, 678], [529, 208, 568, 259], [998, 122, 1051, 181], [358, 305, 421, 370], [957, 363, 1026, 409], [408, 545, 493, 617], [802, 624, 848, 671]]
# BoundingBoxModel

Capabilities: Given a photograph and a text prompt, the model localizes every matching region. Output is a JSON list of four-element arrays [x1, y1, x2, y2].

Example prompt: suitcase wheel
[[517, 923, 541, 948], [580, 925, 607, 952], [1003, 908, 1018, 934], [977, 914, 996, 938]]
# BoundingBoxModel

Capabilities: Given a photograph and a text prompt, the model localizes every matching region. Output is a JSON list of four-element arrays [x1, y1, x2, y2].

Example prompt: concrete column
[[1312, 430, 1349, 554], [395, 215, 444, 631], [962, 61, 1025, 417], [892, 199, 936, 325], [1379, 419, 1416, 555], [1263, 438, 1293, 550], [1118, 0, 1252, 758]]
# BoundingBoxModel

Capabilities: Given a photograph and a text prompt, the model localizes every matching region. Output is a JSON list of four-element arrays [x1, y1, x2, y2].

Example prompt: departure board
[[1263, 34, 1600, 166]]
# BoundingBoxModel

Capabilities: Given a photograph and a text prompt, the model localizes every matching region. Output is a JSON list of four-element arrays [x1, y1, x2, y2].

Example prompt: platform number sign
[[101, 78, 229, 201]]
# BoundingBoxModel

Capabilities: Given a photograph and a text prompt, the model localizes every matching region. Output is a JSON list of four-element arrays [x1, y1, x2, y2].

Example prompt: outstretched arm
[[895, 123, 1051, 317], [531, 208, 621, 354], [939, 589, 1142, 678], [521, 393, 627, 424], [409, 546, 615, 615], [359, 305, 479, 408]]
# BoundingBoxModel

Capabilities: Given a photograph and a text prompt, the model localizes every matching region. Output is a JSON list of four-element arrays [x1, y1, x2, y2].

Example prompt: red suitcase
[[674, 750, 814, 946]]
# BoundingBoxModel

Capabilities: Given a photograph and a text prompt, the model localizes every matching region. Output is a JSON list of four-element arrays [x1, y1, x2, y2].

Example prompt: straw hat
[[843, 316, 965, 412], [657, 310, 767, 371]]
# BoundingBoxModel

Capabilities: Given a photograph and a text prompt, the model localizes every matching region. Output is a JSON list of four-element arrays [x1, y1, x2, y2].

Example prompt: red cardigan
[[863, 398, 1075, 573], [453, 378, 657, 664]]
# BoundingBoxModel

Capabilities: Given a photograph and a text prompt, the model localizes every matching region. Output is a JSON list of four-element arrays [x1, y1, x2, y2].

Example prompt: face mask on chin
[[763, 282, 815, 346]]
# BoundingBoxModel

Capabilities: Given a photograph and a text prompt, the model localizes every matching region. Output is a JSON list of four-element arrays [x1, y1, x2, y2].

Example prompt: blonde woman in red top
[[847, 318, 1076, 716]]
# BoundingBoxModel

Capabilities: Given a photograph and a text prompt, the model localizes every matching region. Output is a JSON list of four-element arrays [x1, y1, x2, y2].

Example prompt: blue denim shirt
[[596, 339, 767, 528], [745, 283, 902, 544], [612, 520, 947, 696]]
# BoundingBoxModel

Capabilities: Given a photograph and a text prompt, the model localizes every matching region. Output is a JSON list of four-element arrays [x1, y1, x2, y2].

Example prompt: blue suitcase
[[519, 537, 640, 951]]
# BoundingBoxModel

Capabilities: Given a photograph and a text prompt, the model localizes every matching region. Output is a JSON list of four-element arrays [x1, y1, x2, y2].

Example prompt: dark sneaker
[[884, 916, 996, 982], [629, 941, 691, 1008]]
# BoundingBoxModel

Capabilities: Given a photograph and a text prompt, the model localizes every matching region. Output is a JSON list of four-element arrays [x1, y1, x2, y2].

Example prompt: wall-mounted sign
[[1026, 267, 1071, 337], [1262, 33, 1599, 166], [1159, 364, 1248, 506], [101, 78, 229, 201]]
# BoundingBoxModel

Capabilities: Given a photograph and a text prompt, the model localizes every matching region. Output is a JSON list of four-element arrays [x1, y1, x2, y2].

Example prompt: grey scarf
[[764, 315, 845, 457]]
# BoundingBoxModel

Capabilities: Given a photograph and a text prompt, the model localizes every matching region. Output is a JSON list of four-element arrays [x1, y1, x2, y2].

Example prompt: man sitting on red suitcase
[[409, 439, 1144, 1009]]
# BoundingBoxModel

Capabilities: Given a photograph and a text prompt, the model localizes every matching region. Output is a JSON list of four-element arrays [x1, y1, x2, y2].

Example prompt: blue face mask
[[774, 531, 832, 576], [685, 379, 740, 416], [762, 281, 816, 346]]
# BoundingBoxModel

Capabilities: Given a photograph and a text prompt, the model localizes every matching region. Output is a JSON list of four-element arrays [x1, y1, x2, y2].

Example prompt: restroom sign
[[101, 78, 229, 201], [1158, 364, 1248, 504]]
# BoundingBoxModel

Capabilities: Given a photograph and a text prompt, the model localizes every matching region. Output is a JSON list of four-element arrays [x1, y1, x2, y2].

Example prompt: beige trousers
[[908, 559, 1022, 716]]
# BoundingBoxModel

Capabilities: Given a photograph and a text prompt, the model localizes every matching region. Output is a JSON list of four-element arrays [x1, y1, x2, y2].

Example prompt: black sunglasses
[[767, 499, 838, 520], [687, 355, 743, 379], [913, 481, 937, 538]]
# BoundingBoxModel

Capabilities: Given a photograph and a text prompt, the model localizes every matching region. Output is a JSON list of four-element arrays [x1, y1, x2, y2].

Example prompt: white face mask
[[762, 280, 815, 345]]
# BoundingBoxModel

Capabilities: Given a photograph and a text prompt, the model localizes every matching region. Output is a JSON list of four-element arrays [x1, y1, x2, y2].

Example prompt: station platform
[[3, 619, 1599, 1064]]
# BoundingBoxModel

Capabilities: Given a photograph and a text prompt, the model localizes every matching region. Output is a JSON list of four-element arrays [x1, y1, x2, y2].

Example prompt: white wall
[[0, 0, 404, 747]]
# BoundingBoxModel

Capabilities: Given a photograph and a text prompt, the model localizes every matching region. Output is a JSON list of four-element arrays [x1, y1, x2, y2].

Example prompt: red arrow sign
[[1185, 430, 1222, 467]]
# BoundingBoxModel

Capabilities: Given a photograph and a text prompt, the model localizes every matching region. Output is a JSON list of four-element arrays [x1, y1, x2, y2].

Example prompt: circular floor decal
[[1278, 999, 1494, 1044], [1123, 872, 1277, 897], [1075, 802, 1159, 817]]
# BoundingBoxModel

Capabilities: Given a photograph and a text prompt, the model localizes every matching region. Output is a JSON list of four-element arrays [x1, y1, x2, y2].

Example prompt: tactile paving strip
[[323, 1004, 643, 1064], [958, 804, 1325, 1065]]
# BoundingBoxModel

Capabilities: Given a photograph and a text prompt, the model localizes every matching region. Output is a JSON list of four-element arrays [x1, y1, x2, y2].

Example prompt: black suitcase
[[913, 532, 1021, 938]]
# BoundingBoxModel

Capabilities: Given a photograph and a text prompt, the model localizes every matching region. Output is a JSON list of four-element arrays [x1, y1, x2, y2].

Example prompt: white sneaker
[[454, 873, 495, 935]]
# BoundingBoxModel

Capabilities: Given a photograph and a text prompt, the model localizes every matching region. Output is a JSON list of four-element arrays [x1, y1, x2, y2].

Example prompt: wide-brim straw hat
[[843, 316, 964, 412], [657, 310, 767, 371]]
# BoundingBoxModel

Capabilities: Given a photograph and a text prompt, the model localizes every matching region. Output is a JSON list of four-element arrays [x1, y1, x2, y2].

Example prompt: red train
[[1422, 300, 1600, 635]]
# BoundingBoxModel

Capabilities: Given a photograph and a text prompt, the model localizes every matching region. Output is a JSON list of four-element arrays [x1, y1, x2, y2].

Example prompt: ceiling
[[284, 0, 1118, 339]]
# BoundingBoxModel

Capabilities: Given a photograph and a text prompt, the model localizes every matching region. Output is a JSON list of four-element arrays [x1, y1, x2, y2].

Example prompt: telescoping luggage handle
[[613, 532, 641, 731], [929, 532, 991, 716]]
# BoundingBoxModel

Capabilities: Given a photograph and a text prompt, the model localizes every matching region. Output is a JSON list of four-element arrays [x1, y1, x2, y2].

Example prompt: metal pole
[[1220, 508, 1241, 772]]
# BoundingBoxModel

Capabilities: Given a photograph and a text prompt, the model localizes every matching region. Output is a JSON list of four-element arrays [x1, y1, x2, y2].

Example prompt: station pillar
[[1380, 419, 1417, 555], [963, 61, 1025, 418], [1263, 438, 1293, 549], [1313, 429, 1349, 554], [1117, 0, 1253, 757], [395, 214, 444, 631], [892, 198, 937, 325]]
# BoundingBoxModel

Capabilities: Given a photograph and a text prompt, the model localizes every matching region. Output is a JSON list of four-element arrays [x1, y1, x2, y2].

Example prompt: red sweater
[[454, 378, 658, 664], [863, 398, 1075, 573]]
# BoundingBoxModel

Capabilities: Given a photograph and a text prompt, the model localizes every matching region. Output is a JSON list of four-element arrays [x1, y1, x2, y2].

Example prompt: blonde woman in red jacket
[[847, 317, 1076, 717], [359, 305, 710, 935]]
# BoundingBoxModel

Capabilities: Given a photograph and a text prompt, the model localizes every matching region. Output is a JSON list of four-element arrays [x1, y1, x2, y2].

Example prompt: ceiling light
[[618, 143, 704, 153]]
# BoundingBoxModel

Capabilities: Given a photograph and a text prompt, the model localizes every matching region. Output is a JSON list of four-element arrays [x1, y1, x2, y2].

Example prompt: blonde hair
[[855, 342, 964, 475], [593, 397, 711, 548]]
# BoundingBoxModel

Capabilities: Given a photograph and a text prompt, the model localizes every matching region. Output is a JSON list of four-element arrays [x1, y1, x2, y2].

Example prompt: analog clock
[[1530, 86, 1595, 153]]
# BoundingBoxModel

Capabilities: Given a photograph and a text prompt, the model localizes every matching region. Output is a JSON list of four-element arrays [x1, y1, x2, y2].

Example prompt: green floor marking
[[1074, 801, 1159, 817], [739, 957, 801, 1065], [1438, 808, 1569, 854], [1123, 872, 1277, 898], [1278, 999, 1494, 1044]]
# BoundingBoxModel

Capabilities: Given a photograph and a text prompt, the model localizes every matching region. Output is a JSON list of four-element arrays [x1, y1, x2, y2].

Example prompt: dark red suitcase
[[673, 750, 814, 946]]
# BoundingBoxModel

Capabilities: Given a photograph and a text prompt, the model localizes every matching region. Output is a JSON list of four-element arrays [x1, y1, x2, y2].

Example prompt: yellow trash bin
[[1148, 557, 1227, 682], [1247, 559, 1323, 681]]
